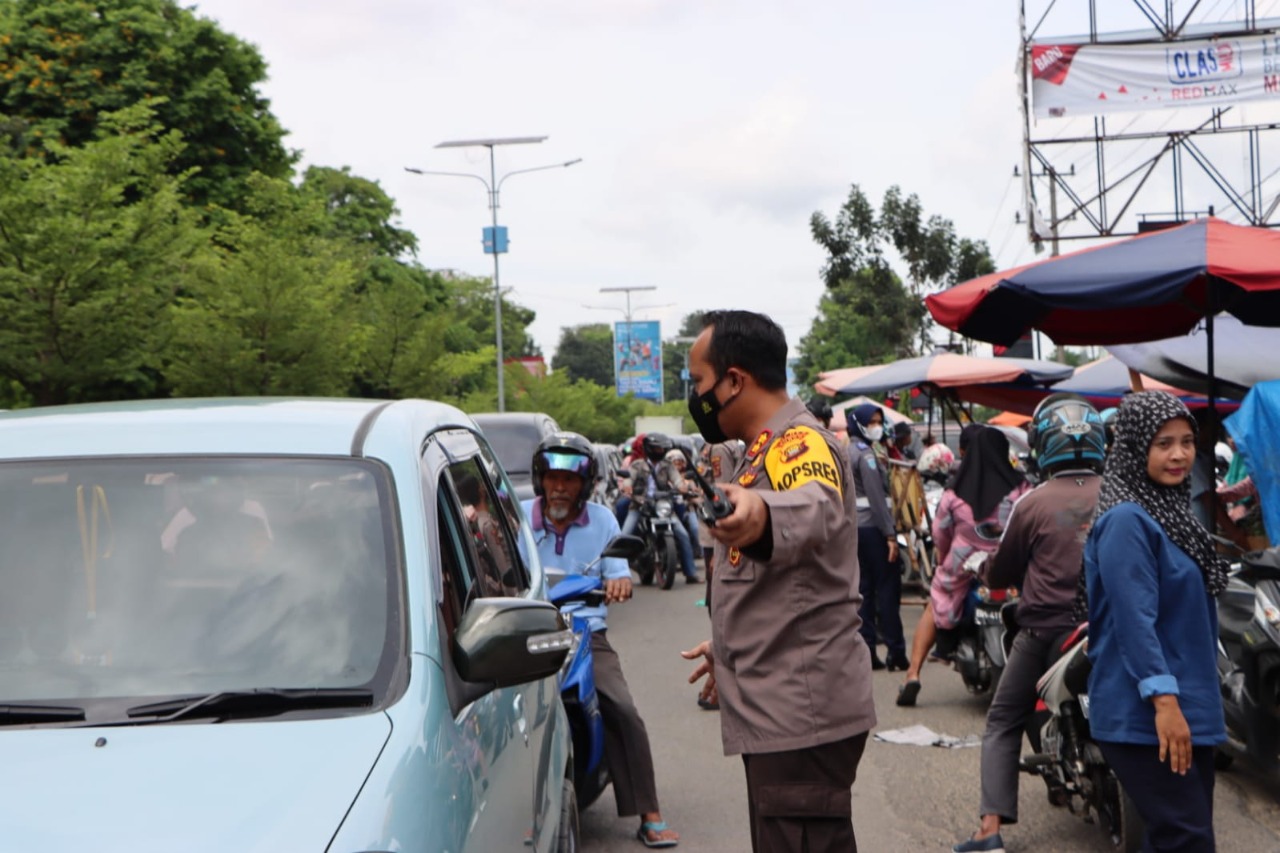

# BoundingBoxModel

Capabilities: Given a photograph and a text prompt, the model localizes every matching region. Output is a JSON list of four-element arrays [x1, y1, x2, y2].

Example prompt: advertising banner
[[614, 321, 663, 402], [1031, 32, 1280, 119]]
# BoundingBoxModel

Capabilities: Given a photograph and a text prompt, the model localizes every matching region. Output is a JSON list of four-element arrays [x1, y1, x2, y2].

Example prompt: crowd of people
[[520, 308, 1246, 853]]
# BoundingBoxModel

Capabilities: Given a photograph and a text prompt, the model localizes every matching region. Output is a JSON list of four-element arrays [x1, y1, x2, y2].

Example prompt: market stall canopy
[[829, 396, 913, 432], [959, 355, 1240, 415], [814, 352, 1072, 397], [925, 218, 1280, 348], [1107, 315, 1280, 401]]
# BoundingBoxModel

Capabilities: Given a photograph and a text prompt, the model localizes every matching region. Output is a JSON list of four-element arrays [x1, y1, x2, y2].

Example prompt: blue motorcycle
[[546, 535, 644, 810]]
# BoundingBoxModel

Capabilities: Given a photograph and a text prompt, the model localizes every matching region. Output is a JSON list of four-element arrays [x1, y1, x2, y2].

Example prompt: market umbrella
[[1107, 315, 1280, 401], [814, 352, 1072, 397], [960, 355, 1240, 415], [829, 396, 913, 432], [925, 217, 1280, 415]]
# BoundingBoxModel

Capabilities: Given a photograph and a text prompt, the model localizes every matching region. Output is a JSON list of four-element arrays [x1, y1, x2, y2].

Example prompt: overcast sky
[[188, 0, 1280, 362]]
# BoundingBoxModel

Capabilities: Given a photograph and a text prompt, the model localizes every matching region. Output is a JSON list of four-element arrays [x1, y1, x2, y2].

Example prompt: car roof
[[0, 398, 475, 460], [470, 411, 557, 426]]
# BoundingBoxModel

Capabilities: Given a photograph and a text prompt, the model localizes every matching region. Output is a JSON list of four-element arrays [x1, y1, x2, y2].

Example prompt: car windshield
[[477, 422, 542, 476], [0, 456, 399, 713]]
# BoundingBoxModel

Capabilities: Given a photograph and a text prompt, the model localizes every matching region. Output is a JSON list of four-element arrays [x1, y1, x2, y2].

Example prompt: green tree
[[0, 0, 295, 209], [799, 184, 995, 387], [793, 266, 918, 392], [0, 104, 206, 405], [161, 174, 361, 396], [299, 165, 418, 258], [551, 323, 614, 387], [481, 368, 648, 444]]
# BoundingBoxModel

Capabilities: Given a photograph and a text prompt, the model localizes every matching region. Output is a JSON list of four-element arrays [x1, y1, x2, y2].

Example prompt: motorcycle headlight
[[656, 500, 673, 518]]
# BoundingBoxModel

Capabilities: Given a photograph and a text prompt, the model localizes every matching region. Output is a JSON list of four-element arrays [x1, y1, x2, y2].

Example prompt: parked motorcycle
[[1021, 626, 1145, 852], [1216, 544, 1280, 776], [546, 535, 645, 810]]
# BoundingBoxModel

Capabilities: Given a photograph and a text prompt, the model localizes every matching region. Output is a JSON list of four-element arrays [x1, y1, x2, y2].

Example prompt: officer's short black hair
[[701, 310, 788, 391]]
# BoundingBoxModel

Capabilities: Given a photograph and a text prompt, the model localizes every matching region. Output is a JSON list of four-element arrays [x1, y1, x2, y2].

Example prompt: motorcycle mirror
[[601, 535, 645, 560]]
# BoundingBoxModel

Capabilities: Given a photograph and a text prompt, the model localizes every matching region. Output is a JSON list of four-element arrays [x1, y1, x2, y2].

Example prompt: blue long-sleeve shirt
[[1084, 502, 1226, 746], [521, 498, 631, 633]]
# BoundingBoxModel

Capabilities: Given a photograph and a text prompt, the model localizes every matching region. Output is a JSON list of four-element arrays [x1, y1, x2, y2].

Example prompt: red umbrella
[[926, 218, 1280, 414], [926, 218, 1280, 347]]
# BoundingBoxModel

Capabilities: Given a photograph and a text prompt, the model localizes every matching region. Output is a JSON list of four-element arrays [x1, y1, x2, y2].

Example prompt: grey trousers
[[591, 631, 661, 817], [979, 627, 1062, 823]]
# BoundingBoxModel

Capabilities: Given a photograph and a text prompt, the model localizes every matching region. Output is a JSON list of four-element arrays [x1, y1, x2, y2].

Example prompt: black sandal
[[896, 680, 921, 707]]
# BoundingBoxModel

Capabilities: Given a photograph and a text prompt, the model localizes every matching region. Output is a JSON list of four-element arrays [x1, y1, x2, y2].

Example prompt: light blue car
[[0, 398, 579, 852]]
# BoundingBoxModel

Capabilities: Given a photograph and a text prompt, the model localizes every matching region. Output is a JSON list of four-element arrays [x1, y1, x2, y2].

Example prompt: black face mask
[[688, 377, 731, 444]]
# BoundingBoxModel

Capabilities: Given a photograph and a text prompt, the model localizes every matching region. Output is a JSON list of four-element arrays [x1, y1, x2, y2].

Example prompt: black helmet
[[805, 398, 833, 428], [1029, 393, 1106, 476], [642, 433, 675, 463], [531, 431, 598, 508]]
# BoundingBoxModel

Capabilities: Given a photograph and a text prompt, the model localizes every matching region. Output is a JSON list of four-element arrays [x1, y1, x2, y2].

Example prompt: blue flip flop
[[637, 820, 679, 848]]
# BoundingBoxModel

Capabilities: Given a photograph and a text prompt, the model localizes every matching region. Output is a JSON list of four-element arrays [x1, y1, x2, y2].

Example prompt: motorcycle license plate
[[1078, 695, 1090, 719]]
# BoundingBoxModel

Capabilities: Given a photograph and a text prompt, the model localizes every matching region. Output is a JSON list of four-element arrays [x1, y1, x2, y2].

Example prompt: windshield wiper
[[0, 703, 86, 726], [125, 688, 374, 723]]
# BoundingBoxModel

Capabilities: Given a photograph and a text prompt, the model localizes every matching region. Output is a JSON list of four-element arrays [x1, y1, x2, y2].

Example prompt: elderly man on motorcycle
[[522, 431, 680, 848]]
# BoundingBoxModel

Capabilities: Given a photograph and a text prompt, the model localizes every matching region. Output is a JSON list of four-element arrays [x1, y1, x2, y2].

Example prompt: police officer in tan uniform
[[681, 310, 877, 853]]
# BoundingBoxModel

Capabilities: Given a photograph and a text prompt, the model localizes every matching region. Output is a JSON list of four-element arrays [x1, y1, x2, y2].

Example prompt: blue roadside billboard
[[614, 321, 663, 402]]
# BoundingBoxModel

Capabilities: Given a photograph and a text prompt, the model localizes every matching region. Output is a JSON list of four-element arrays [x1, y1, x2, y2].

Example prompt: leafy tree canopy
[[799, 184, 995, 388], [0, 103, 206, 405], [0, 0, 295, 209], [551, 323, 614, 388]]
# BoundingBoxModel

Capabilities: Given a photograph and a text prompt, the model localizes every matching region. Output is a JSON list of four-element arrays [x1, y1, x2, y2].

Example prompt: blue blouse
[[1084, 502, 1226, 746]]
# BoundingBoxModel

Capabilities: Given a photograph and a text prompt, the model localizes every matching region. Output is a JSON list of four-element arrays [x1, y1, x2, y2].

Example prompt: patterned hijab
[[1075, 391, 1229, 619]]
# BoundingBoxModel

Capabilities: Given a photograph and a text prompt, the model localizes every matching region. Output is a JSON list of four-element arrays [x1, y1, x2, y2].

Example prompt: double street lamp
[[406, 137, 581, 412]]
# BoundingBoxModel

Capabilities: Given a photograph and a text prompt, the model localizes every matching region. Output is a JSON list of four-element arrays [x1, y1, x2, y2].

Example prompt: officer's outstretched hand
[[708, 484, 768, 548]]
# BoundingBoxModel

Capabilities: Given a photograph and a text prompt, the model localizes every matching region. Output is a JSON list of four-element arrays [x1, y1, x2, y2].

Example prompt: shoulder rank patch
[[728, 547, 742, 567], [710, 454, 722, 479], [746, 429, 772, 461], [764, 426, 842, 494]]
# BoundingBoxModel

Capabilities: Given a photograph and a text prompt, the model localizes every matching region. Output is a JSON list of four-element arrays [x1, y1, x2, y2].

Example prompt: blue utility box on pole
[[483, 226, 509, 254]]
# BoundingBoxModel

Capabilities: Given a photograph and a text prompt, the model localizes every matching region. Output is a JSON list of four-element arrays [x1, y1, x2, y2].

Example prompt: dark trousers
[[979, 627, 1060, 822], [591, 631, 661, 816], [1098, 741, 1216, 852], [742, 732, 868, 853], [856, 526, 904, 659]]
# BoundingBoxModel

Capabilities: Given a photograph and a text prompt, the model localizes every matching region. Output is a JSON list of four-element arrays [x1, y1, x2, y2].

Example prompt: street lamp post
[[406, 137, 581, 412]]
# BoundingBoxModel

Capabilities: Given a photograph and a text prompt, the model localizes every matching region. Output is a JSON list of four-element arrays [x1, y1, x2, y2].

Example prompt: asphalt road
[[580, 579, 1280, 852]]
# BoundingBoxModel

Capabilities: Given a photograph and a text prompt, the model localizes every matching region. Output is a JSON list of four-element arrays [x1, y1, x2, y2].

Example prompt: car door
[[473, 437, 564, 847], [427, 430, 541, 851]]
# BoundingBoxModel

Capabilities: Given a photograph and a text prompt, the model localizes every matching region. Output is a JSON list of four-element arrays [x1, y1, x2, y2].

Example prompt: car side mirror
[[453, 598, 571, 688]]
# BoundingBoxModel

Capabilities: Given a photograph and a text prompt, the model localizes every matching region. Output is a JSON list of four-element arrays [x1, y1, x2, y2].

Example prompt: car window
[[435, 489, 472, 633], [446, 457, 525, 597], [474, 440, 534, 591], [0, 456, 398, 707]]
